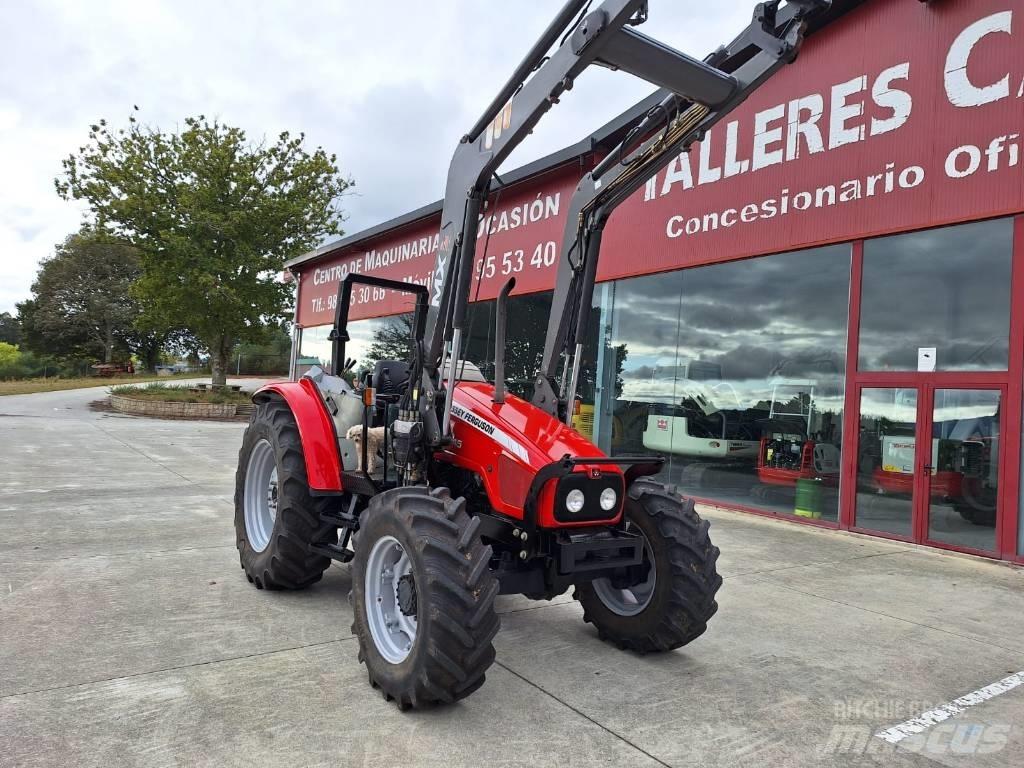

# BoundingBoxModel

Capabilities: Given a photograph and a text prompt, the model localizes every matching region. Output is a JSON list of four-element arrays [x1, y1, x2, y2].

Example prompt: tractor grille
[[553, 471, 624, 524]]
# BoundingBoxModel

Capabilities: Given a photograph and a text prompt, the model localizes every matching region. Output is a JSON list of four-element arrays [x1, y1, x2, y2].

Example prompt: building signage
[[600, 0, 1024, 281], [297, 0, 1023, 328], [298, 168, 578, 326]]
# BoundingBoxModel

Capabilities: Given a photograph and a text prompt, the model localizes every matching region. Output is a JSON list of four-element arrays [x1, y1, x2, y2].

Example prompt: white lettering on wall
[[945, 11, 1013, 108], [752, 103, 786, 171], [724, 120, 749, 176], [786, 93, 825, 160], [662, 151, 694, 196], [829, 75, 867, 149], [698, 134, 722, 184], [870, 63, 913, 136]]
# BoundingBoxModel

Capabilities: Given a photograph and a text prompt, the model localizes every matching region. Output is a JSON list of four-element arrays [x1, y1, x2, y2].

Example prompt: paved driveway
[[1, 382, 1023, 767]]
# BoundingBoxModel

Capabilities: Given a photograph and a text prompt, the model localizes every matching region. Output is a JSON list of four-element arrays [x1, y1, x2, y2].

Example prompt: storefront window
[[592, 245, 851, 521], [299, 293, 554, 395], [859, 219, 1013, 372], [298, 315, 413, 374], [298, 324, 332, 368], [587, 272, 685, 457], [461, 291, 553, 400]]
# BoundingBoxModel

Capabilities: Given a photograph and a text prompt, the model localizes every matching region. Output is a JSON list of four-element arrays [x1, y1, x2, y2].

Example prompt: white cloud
[[0, 0, 750, 313]]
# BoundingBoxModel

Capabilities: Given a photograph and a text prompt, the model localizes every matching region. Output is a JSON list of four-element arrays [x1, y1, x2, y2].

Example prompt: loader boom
[[532, 0, 830, 421], [417, 0, 800, 442]]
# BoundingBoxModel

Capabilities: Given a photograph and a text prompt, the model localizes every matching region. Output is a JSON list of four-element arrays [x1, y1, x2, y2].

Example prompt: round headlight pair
[[564, 487, 618, 514]]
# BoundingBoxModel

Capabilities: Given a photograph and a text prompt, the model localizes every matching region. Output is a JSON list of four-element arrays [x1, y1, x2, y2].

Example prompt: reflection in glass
[[298, 324, 333, 369], [855, 388, 918, 538], [461, 292, 553, 400], [298, 315, 413, 376], [927, 389, 1000, 552], [860, 218, 1012, 371], [589, 245, 851, 522]]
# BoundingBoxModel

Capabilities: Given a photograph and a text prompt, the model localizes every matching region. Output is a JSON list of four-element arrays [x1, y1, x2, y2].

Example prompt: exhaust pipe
[[493, 277, 516, 404]]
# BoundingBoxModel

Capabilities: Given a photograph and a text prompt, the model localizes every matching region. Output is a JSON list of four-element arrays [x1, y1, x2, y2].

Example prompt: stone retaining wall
[[110, 393, 241, 419]]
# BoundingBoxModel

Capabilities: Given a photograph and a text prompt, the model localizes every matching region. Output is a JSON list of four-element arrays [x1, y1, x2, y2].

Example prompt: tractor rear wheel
[[350, 487, 500, 709], [234, 398, 334, 589], [576, 479, 721, 653]]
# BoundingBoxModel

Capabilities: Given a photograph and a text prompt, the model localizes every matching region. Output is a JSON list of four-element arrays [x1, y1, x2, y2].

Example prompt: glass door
[[924, 388, 1004, 554], [853, 386, 922, 540], [852, 384, 1005, 554]]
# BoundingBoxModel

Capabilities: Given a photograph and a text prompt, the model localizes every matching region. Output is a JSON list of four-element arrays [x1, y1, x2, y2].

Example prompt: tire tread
[[234, 398, 334, 590], [351, 487, 499, 709]]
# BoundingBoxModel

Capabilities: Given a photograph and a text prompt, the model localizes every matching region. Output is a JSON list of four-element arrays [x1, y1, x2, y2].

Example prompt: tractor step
[[320, 509, 356, 527], [309, 540, 355, 563]]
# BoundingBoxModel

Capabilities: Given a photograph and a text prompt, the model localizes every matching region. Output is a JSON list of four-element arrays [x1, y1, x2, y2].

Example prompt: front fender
[[253, 378, 342, 492]]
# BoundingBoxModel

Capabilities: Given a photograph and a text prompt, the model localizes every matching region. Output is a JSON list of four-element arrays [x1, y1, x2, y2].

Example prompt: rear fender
[[253, 379, 343, 493]]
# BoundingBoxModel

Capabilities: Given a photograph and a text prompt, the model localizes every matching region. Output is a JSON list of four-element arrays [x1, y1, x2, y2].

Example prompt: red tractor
[[234, 0, 829, 708]]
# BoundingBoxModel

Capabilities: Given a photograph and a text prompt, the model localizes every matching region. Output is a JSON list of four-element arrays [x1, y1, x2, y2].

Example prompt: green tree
[[19, 231, 141, 364], [0, 312, 19, 345], [0, 342, 18, 369], [231, 323, 293, 375], [57, 112, 351, 385], [363, 314, 414, 370]]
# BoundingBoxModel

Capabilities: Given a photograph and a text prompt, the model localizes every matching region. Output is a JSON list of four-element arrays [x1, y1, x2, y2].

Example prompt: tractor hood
[[452, 382, 611, 470]]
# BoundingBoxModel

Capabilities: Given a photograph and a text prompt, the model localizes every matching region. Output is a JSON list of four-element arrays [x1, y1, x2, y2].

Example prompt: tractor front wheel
[[575, 479, 722, 653], [234, 398, 334, 589], [350, 487, 500, 709]]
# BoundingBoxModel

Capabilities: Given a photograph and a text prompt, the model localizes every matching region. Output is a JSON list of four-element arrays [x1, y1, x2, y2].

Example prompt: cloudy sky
[[0, 0, 753, 314]]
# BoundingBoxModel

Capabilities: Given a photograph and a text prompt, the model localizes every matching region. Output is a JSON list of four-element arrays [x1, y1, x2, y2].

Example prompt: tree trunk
[[209, 334, 235, 386], [143, 342, 161, 372], [104, 321, 114, 364], [208, 348, 225, 387]]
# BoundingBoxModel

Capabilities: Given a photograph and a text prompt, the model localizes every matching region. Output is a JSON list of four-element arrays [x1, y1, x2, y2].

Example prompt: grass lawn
[[109, 382, 253, 405], [0, 372, 198, 397]]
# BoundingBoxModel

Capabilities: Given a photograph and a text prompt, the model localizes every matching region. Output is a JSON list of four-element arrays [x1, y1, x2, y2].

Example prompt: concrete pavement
[[2, 382, 1024, 767]]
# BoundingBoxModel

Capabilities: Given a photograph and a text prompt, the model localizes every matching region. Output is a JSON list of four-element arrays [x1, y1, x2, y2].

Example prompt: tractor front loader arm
[[532, 0, 832, 422], [417, 0, 760, 445]]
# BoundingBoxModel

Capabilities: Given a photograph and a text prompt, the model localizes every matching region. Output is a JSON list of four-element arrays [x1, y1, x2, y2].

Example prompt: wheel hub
[[592, 523, 656, 616], [266, 476, 279, 517], [396, 574, 417, 617], [365, 536, 417, 663], [243, 439, 278, 553]]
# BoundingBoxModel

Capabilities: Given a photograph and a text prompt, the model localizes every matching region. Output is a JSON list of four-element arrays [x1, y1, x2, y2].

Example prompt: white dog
[[346, 425, 387, 473]]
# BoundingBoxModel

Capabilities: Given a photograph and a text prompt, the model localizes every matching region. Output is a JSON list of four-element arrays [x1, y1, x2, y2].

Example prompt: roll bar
[[329, 274, 428, 380]]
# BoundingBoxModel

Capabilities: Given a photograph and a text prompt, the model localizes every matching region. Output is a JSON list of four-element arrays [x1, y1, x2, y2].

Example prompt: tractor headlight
[[565, 489, 586, 514], [599, 487, 618, 511]]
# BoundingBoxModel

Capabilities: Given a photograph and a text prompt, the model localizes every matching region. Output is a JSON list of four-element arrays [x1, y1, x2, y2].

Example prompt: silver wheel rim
[[592, 526, 656, 616], [244, 439, 278, 553], [365, 535, 417, 664]]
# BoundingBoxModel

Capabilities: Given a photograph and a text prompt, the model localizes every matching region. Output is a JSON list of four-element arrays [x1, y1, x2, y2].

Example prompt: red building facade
[[289, 0, 1024, 562]]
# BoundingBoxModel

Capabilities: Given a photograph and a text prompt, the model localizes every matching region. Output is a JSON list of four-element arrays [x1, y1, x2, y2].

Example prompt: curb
[[110, 393, 246, 419]]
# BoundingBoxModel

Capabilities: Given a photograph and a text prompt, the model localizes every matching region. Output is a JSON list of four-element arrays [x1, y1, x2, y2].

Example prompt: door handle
[[923, 465, 934, 472]]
